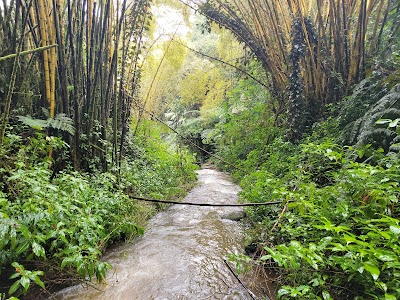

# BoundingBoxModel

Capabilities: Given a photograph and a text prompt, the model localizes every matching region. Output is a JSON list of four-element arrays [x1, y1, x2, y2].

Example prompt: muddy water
[[51, 169, 261, 300]]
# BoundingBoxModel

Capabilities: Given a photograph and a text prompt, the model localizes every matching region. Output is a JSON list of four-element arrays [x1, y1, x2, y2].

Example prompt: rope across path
[[129, 194, 287, 207]]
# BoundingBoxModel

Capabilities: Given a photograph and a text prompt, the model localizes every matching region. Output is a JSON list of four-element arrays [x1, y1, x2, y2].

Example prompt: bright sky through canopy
[[153, 5, 191, 40]]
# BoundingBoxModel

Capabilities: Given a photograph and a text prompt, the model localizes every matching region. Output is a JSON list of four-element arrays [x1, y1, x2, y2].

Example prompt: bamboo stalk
[[45, 0, 57, 118], [37, 0, 51, 110], [67, 0, 81, 169], [0, 0, 32, 144], [52, 0, 69, 115], [0, 44, 57, 61], [369, 0, 385, 55]]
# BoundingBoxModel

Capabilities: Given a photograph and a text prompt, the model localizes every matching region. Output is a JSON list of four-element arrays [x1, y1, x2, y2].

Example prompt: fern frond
[[47, 113, 75, 135], [17, 113, 75, 135], [349, 118, 362, 144], [41, 107, 50, 118], [348, 84, 400, 150], [17, 115, 47, 130], [366, 108, 399, 127], [364, 92, 400, 119], [356, 127, 396, 149]]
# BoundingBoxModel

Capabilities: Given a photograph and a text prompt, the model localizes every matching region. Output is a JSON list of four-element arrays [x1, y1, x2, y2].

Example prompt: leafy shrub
[[0, 126, 197, 297], [120, 121, 198, 198], [1, 163, 143, 295], [235, 137, 399, 299], [261, 160, 400, 299], [212, 100, 277, 175]]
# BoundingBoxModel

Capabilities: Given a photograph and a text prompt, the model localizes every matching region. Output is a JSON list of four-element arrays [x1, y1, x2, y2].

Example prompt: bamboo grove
[[184, 0, 400, 141], [0, 0, 151, 171]]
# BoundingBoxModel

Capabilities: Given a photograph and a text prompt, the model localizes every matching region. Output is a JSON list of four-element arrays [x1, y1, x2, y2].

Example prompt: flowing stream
[[51, 169, 267, 300]]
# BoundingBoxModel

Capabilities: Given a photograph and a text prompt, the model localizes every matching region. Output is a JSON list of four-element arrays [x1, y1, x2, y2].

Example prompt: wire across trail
[[129, 194, 286, 207]]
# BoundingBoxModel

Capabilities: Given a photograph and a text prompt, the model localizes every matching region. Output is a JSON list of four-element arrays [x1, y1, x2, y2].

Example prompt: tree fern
[[339, 74, 388, 128], [17, 116, 48, 130], [48, 114, 75, 135], [18, 113, 75, 135], [345, 84, 400, 152]]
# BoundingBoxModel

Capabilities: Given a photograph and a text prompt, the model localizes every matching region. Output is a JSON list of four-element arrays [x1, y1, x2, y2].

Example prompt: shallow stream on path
[[51, 169, 270, 300]]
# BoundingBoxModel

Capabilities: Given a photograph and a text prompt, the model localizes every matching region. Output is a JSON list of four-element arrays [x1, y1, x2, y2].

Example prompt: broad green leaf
[[9, 272, 20, 279], [289, 240, 301, 248], [375, 281, 387, 292], [343, 234, 357, 244], [379, 231, 391, 239], [375, 250, 397, 262], [277, 288, 290, 297], [389, 225, 400, 235], [322, 290, 332, 300], [15, 240, 30, 255], [20, 276, 30, 291], [388, 118, 399, 128], [8, 280, 20, 295], [376, 119, 392, 125], [385, 261, 400, 269], [88, 262, 95, 280], [32, 242, 46, 258], [18, 224, 31, 239], [317, 236, 333, 250], [31, 274, 45, 289], [61, 257, 74, 269], [11, 262, 24, 271], [260, 255, 272, 261], [385, 294, 396, 300], [331, 243, 346, 252], [363, 261, 380, 280]]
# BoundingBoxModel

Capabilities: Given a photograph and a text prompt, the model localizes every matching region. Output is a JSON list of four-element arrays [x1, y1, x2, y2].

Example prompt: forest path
[[52, 168, 263, 300]]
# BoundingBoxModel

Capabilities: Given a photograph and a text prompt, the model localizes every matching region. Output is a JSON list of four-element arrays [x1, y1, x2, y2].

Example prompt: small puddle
[[50, 169, 271, 300]]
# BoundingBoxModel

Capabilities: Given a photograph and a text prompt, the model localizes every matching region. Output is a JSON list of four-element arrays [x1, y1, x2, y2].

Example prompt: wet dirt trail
[[52, 169, 261, 300]]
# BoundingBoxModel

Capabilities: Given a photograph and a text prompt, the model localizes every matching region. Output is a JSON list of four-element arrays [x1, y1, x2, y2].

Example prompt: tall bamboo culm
[[194, 0, 396, 109], [0, 0, 152, 171]]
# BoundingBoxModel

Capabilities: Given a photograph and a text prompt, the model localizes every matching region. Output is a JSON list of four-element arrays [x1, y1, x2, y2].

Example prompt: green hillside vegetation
[[1, 0, 400, 299], [0, 1, 197, 298], [150, 1, 400, 298]]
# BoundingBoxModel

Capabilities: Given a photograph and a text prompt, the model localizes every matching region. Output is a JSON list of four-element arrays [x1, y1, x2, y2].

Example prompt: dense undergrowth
[[209, 77, 400, 299], [0, 121, 197, 299]]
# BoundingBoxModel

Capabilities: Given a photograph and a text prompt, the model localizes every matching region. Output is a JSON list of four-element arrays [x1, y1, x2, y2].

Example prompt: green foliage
[[17, 113, 75, 135], [339, 74, 388, 131], [376, 117, 400, 157], [261, 184, 400, 299], [0, 131, 66, 175], [121, 120, 198, 198], [210, 77, 273, 174], [209, 73, 400, 298], [230, 135, 400, 299], [178, 60, 230, 110], [8, 262, 44, 295], [346, 84, 400, 151], [1, 162, 140, 285], [286, 17, 311, 143], [0, 127, 197, 296]]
